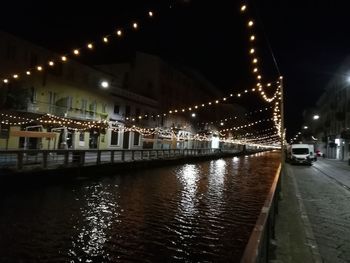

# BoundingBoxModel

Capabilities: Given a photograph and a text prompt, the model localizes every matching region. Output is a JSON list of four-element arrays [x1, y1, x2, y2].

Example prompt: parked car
[[316, 150, 323, 157]]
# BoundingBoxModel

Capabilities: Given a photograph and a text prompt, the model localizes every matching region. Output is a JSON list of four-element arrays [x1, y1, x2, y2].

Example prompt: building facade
[[0, 33, 246, 151], [305, 58, 350, 160]]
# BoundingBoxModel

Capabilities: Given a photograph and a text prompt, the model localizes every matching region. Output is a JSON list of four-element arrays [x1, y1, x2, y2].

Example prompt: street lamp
[[100, 81, 109, 89]]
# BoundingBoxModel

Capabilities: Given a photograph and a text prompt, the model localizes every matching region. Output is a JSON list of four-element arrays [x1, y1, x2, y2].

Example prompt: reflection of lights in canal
[[177, 164, 199, 217], [69, 184, 118, 260]]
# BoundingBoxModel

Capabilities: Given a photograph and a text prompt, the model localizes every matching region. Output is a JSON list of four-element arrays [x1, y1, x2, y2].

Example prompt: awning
[[10, 130, 57, 139]]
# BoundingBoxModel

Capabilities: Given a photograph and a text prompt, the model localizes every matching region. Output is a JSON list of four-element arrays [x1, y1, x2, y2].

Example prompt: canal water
[[0, 151, 280, 262]]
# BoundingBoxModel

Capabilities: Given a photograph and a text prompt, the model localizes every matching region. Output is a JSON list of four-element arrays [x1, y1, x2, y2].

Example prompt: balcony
[[27, 101, 107, 121]]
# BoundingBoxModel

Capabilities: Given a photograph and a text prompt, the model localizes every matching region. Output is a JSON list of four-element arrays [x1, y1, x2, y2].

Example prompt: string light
[[1, 6, 156, 84]]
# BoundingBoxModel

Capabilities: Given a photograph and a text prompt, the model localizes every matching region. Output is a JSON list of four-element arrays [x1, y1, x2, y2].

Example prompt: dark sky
[[1, 0, 350, 140]]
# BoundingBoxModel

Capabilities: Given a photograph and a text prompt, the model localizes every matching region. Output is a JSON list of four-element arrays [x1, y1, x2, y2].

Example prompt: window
[[102, 104, 107, 113], [79, 132, 85, 142], [114, 104, 120, 114], [81, 99, 87, 112], [110, 130, 119, 146], [89, 101, 97, 112], [67, 96, 73, 109], [49, 91, 56, 105], [134, 132, 140, 146], [30, 87, 37, 103]]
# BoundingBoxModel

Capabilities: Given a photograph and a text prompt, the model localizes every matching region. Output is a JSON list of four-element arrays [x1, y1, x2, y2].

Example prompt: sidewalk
[[271, 159, 350, 263], [269, 164, 319, 263]]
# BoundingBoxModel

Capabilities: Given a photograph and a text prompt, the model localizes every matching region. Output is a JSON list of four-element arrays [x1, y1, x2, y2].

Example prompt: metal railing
[[0, 148, 219, 171], [240, 164, 282, 263]]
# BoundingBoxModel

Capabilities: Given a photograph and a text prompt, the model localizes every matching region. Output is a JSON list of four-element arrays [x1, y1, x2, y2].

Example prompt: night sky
[[1, 0, 350, 140]]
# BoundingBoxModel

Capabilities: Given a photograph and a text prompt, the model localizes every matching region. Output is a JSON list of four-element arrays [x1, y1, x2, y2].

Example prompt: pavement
[[270, 158, 350, 263]]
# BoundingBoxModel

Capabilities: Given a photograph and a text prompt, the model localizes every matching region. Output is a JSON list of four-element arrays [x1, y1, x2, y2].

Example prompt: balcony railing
[[27, 101, 107, 121]]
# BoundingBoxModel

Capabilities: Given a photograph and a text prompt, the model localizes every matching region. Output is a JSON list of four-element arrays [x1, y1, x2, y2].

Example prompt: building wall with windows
[[309, 58, 350, 160], [0, 31, 159, 150]]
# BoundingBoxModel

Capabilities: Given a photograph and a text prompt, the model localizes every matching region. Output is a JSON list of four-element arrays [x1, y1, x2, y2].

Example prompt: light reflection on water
[[0, 151, 281, 262], [68, 183, 118, 261], [177, 164, 200, 218]]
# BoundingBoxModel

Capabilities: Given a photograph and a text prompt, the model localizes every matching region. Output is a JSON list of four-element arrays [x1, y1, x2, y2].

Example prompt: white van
[[288, 144, 313, 165]]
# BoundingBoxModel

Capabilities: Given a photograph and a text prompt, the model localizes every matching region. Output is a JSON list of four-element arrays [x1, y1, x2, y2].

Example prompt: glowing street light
[[100, 81, 109, 89]]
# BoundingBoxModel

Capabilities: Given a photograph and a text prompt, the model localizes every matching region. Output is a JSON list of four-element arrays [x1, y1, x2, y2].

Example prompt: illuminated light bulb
[[245, 90, 248, 93], [201, 104, 205, 107], [223, 97, 227, 101], [48, 61, 54, 66], [230, 94, 233, 97], [117, 29, 123, 36], [133, 22, 138, 29], [3, 79, 8, 83], [248, 20, 254, 27], [208, 102, 212, 105], [215, 100, 219, 103], [257, 75, 262, 79], [73, 49, 79, 55], [87, 43, 93, 49], [241, 5, 247, 12], [13, 74, 18, 79], [237, 93, 241, 97], [103, 37, 109, 43], [253, 68, 258, 73], [37, 66, 43, 71], [174, 110, 178, 113], [26, 71, 31, 75], [250, 35, 255, 41], [61, 56, 67, 62], [252, 88, 255, 91], [148, 11, 153, 17]]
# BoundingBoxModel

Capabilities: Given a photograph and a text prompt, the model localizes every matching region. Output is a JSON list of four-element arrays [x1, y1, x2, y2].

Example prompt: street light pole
[[280, 77, 285, 166]]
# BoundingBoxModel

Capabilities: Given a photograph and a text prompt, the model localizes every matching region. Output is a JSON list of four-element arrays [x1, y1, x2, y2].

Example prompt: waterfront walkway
[[271, 159, 350, 263]]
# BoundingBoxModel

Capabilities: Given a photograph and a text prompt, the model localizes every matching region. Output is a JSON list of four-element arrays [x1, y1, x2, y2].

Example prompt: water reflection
[[0, 151, 281, 262], [69, 183, 118, 261], [176, 164, 200, 217], [207, 159, 227, 216]]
